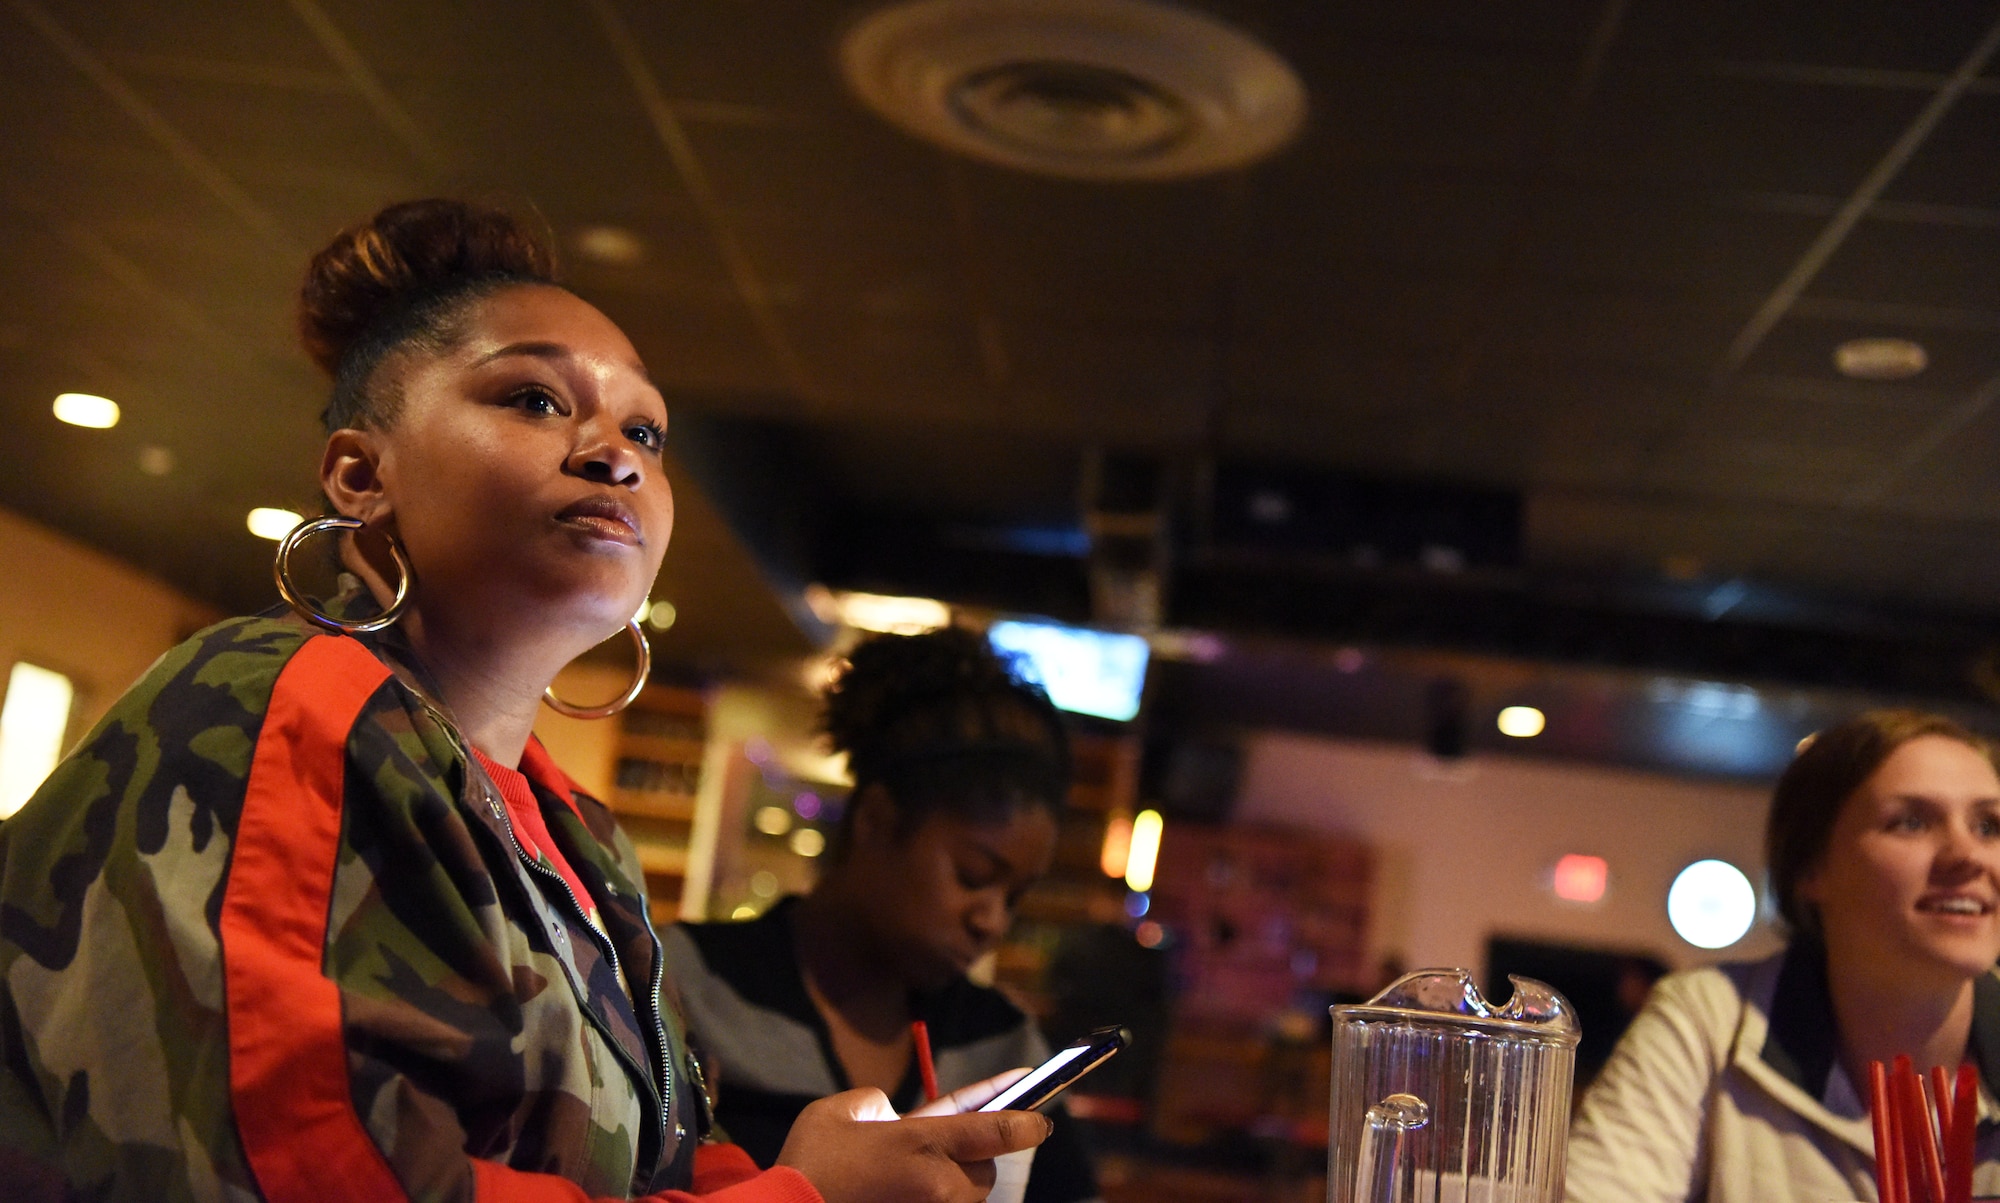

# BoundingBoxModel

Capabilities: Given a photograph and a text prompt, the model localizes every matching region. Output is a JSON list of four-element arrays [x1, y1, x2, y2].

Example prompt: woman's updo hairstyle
[[299, 198, 558, 432], [1767, 708, 1997, 937], [823, 627, 1071, 845]]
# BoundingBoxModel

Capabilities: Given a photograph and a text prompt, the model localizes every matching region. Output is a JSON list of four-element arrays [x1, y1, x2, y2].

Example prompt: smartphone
[[978, 1026, 1128, 1112]]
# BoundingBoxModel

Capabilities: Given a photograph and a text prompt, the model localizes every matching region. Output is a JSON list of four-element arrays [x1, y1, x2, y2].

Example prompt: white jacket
[[1565, 946, 2000, 1203]]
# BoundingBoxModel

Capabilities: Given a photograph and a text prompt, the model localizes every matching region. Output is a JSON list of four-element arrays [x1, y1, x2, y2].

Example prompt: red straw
[[1932, 1065, 1955, 1151], [1898, 1056, 1947, 1203], [911, 1020, 939, 1103], [1949, 1062, 1977, 1203], [1872, 1061, 1905, 1203]]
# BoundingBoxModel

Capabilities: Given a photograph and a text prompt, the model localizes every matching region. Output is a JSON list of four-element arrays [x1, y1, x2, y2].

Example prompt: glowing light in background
[[53, 393, 118, 428], [988, 619, 1150, 721], [1497, 706, 1546, 738], [805, 586, 950, 634], [644, 600, 678, 632], [753, 806, 793, 836], [1100, 813, 1133, 878], [1551, 854, 1609, 904], [0, 662, 74, 818], [1667, 859, 1757, 949], [1834, 336, 1927, 381], [1124, 890, 1149, 918], [790, 828, 826, 858], [246, 507, 303, 541], [1124, 808, 1163, 893]]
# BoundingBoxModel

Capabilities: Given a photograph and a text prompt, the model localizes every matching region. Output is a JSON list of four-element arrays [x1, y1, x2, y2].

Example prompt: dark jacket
[[664, 897, 1102, 1203]]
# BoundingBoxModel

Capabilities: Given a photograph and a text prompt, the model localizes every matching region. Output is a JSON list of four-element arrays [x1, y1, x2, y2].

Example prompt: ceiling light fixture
[[811, 588, 950, 634], [246, 507, 303, 541], [1833, 337, 1927, 381], [573, 225, 647, 267], [53, 393, 119, 429], [1497, 706, 1546, 738], [840, 0, 1307, 181]]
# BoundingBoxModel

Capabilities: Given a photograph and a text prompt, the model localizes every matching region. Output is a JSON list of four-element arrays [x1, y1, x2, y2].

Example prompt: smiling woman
[[1567, 710, 2000, 1203], [0, 199, 1050, 1203]]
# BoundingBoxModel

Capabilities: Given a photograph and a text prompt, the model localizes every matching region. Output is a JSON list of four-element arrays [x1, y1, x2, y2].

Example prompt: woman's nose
[[968, 893, 1009, 941], [568, 425, 644, 488], [1936, 819, 1987, 873]]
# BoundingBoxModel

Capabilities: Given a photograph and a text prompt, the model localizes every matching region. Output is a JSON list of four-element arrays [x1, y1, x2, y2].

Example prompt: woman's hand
[[775, 1084, 1051, 1203]]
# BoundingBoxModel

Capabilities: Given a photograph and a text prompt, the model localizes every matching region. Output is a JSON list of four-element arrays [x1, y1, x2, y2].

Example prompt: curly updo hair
[[1766, 708, 1998, 937], [298, 198, 559, 433], [823, 627, 1071, 847]]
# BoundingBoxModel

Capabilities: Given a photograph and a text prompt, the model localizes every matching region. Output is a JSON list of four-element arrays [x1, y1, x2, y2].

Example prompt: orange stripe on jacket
[[470, 1146, 819, 1203], [221, 634, 403, 1203]]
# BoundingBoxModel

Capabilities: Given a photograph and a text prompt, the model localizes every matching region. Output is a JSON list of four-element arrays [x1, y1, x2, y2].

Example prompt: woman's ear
[[320, 428, 392, 525], [846, 784, 900, 857], [1795, 860, 1824, 910]]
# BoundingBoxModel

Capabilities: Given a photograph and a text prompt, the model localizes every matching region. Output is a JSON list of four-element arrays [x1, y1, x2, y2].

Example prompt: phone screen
[[978, 1026, 1125, 1112]]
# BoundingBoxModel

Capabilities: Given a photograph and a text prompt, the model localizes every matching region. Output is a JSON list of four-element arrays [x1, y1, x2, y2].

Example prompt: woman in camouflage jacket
[[0, 200, 1047, 1203]]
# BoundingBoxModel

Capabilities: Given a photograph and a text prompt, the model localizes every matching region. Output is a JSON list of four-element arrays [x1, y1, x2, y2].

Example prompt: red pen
[[911, 1019, 939, 1103]]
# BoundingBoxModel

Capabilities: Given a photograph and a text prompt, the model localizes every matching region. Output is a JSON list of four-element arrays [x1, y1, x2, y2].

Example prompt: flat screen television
[[987, 619, 1150, 722]]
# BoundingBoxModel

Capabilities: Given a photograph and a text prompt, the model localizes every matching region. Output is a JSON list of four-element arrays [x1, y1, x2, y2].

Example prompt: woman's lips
[[1916, 892, 1994, 918], [556, 497, 641, 545]]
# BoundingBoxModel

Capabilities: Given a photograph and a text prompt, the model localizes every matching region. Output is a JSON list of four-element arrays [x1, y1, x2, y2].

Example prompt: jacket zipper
[[429, 705, 676, 1173]]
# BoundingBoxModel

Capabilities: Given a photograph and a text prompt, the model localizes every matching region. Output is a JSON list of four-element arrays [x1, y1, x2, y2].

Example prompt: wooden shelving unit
[[604, 685, 709, 926]]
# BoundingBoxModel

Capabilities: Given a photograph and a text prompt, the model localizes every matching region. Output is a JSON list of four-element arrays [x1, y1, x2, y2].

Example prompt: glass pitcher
[[1328, 969, 1580, 1203]]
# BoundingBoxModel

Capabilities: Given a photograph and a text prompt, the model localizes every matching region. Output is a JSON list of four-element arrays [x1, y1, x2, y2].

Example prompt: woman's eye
[[626, 422, 664, 449], [1890, 813, 1928, 832], [513, 387, 562, 416]]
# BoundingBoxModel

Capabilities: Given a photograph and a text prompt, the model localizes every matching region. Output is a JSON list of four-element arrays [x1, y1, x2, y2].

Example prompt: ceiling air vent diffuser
[[839, 0, 1307, 180]]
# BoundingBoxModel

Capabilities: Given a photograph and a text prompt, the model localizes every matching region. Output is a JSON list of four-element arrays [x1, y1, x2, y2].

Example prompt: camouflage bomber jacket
[[0, 611, 821, 1203]]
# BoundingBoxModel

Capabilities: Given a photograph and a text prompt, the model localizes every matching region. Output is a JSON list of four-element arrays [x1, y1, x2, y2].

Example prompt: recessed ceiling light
[[246, 507, 303, 541], [1497, 706, 1546, 738], [841, 0, 1307, 181], [53, 393, 119, 429], [573, 225, 646, 267], [1833, 337, 1927, 381]]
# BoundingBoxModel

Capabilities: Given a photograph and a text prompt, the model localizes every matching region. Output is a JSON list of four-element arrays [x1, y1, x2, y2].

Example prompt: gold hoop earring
[[543, 619, 650, 719], [273, 515, 412, 634]]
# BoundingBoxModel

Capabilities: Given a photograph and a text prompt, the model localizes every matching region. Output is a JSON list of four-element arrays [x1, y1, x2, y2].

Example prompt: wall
[[1233, 733, 1785, 978], [531, 662, 634, 802], [0, 507, 221, 743]]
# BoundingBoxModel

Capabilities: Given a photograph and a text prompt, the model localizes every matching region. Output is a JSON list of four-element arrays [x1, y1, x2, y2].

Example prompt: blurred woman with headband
[[0, 199, 1047, 1203]]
